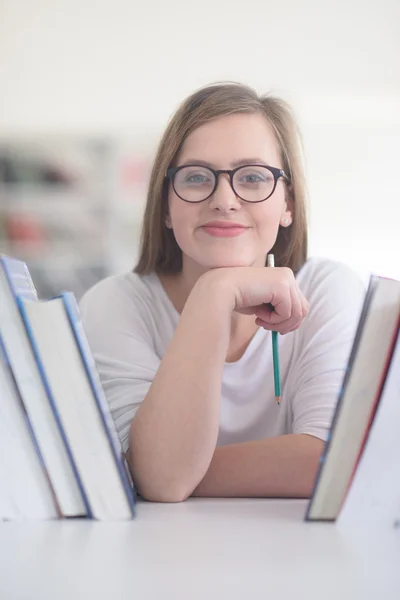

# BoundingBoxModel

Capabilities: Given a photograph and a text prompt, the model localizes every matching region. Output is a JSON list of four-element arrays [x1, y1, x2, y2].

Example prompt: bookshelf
[[0, 136, 155, 300]]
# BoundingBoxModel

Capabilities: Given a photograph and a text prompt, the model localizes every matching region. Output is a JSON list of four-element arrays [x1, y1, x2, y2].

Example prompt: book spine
[[62, 292, 135, 512], [305, 277, 377, 521], [17, 298, 93, 519], [339, 312, 400, 511]]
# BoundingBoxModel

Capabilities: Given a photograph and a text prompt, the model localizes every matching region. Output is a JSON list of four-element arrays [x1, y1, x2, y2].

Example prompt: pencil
[[267, 254, 281, 405]]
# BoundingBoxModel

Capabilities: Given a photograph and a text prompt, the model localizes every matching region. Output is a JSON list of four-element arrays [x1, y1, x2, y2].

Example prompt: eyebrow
[[179, 158, 271, 169]]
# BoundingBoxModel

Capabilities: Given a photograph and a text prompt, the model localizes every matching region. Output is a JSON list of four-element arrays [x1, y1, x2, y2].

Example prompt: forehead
[[177, 113, 281, 167]]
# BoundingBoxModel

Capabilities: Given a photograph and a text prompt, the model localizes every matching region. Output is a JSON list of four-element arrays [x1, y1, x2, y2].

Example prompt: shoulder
[[79, 271, 178, 366], [79, 271, 162, 325], [294, 257, 367, 338], [81, 270, 158, 305], [296, 257, 365, 303]]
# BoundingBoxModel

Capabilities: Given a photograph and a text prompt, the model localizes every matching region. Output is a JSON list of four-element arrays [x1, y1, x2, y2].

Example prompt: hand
[[203, 266, 309, 335]]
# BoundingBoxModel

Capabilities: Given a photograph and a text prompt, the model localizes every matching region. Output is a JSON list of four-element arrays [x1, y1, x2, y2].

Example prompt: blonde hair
[[135, 82, 308, 275]]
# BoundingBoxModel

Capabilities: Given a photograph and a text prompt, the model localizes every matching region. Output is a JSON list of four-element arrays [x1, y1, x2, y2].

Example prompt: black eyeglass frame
[[165, 164, 290, 204]]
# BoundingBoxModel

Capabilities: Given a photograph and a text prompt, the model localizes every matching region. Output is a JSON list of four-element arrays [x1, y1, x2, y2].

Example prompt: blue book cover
[[62, 291, 136, 514], [1, 254, 92, 518]]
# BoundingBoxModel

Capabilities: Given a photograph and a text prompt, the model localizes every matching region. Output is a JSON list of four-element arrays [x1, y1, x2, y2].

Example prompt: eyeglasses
[[165, 164, 289, 204]]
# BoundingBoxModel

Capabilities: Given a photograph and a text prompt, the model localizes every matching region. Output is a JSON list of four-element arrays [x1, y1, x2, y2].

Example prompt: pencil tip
[[276, 396, 281, 405]]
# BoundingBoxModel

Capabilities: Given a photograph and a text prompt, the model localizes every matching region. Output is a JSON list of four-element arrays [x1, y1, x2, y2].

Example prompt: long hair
[[135, 82, 308, 275]]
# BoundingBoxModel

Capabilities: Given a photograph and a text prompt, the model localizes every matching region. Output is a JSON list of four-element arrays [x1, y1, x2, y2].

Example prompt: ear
[[280, 202, 293, 228], [280, 186, 293, 227], [165, 214, 172, 229], [280, 212, 292, 227]]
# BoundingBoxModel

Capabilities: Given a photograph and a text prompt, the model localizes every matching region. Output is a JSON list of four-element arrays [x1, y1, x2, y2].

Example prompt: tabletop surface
[[0, 498, 399, 600]]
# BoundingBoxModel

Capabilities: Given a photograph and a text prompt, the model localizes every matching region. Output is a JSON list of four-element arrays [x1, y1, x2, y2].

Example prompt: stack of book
[[1, 251, 398, 526], [0, 255, 135, 521], [306, 273, 400, 527]]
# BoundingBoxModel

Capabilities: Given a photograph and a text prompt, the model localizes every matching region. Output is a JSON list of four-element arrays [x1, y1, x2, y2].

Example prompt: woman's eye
[[236, 168, 273, 185], [185, 173, 211, 184], [244, 174, 263, 182], [239, 172, 266, 184]]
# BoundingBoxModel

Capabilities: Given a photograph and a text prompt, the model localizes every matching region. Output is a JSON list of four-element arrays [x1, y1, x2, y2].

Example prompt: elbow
[[297, 433, 325, 498], [127, 452, 194, 503], [138, 480, 192, 503], [127, 428, 204, 503]]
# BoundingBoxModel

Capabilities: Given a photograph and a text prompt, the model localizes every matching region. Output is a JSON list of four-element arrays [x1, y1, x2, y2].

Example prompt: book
[[306, 274, 400, 522], [18, 291, 136, 520], [62, 292, 136, 507], [337, 324, 400, 527], [0, 336, 59, 520], [0, 254, 88, 518]]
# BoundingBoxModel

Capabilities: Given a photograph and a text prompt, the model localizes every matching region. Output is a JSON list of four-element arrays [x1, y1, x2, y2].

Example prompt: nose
[[208, 173, 241, 212]]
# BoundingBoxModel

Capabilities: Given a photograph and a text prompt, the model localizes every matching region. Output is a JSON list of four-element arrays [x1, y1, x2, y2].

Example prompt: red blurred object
[[4, 214, 45, 245]]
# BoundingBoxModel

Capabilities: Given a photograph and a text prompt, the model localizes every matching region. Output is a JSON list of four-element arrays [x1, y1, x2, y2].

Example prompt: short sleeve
[[79, 276, 161, 453], [288, 259, 366, 441]]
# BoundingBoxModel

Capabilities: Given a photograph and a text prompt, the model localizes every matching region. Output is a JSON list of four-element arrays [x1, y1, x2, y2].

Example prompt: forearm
[[192, 434, 324, 499], [129, 274, 232, 503]]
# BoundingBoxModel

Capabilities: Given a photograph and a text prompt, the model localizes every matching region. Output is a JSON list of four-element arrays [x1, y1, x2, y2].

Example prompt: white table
[[0, 498, 399, 599]]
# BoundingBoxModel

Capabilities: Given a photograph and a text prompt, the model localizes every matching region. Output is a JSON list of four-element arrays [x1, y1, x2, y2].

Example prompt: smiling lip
[[200, 221, 250, 238]]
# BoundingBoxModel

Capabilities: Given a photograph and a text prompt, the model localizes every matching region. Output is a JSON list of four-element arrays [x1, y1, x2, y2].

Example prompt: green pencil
[[267, 254, 281, 405]]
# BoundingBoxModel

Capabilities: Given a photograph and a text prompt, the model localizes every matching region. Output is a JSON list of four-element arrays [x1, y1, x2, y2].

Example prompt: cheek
[[251, 201, 283, 232], [168, 195, 199, 239]]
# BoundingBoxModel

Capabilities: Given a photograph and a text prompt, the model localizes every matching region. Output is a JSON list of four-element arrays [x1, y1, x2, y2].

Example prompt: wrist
[[177, 270, 234, 350], [194, 269, 236, 314]]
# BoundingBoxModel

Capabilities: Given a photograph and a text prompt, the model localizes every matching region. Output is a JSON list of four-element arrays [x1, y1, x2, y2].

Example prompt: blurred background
[[0, 0, 399, 299]]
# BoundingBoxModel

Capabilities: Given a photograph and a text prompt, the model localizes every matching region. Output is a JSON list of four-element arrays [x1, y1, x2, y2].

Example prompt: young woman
[[80, 82, 365, 502]]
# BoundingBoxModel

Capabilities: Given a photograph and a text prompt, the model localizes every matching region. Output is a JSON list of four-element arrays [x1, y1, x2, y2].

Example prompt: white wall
[[1, 0, 399, 281]]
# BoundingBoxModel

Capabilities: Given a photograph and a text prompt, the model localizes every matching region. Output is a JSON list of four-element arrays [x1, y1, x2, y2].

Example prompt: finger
[[268, 284, 302, 333], [255, 317, 294, 335], [286, 292, 309, 333], [269, 282, 292, 321], [300, 292, 309, 318], [286, 283, 304, 331], [256, 285, 305, 335], [255, 284, 292, 324]]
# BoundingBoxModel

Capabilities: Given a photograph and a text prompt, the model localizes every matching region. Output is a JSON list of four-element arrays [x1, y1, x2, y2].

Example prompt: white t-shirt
[[79, 257, 366, 453]]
